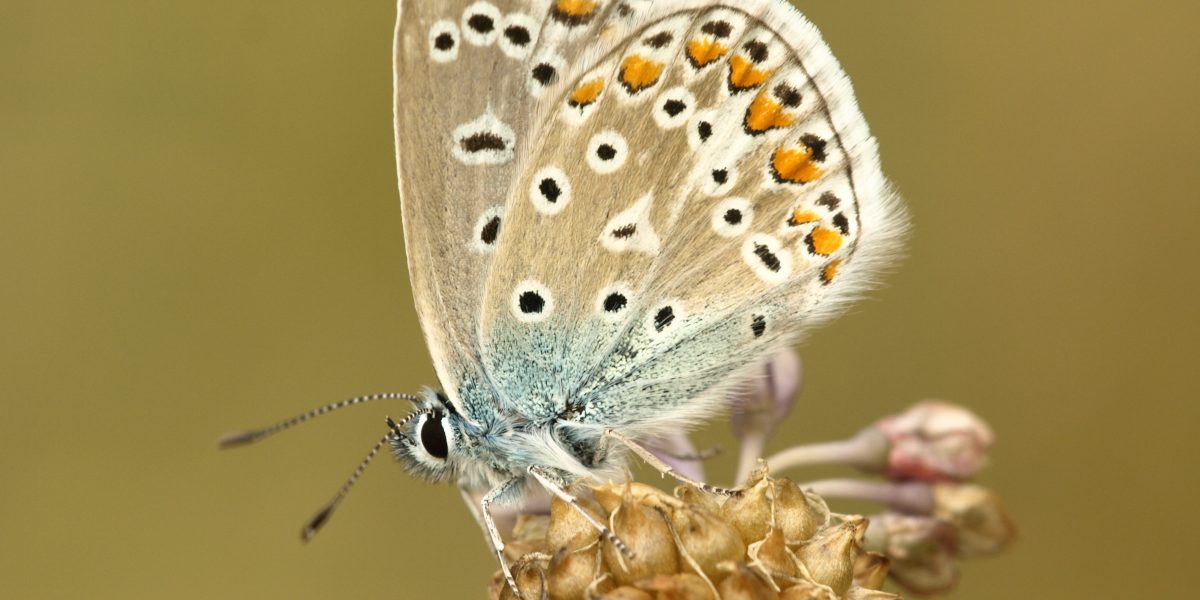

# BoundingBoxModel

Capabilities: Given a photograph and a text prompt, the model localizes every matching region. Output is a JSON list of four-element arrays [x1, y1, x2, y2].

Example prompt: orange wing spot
[[771, 147, 823, 184], [729, 55, 770, 91], [788, 209, 819, 226], [745, 93, 794, 134], [555, 0, 597, 17], [820, 259, 842, 285], [568, 78, 605, 107], [808, 227, 844, 256], [686, 38, 727, 68], [620, 55, 664, 93]]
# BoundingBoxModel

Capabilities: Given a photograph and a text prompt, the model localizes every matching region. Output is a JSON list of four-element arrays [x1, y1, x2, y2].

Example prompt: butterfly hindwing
[[474, 1, 906, 433]]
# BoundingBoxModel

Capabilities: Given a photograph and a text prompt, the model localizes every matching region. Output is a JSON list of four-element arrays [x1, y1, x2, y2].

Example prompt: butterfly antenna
[[217, 392, 422, 449], [301, 420, 404, 542]]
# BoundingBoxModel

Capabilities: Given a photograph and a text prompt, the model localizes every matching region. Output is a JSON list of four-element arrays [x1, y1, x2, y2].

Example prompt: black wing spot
[[663, 99, 687, 117], [518, 291, 545, 314], [480, 216, 500, 245], [597, 144, 617, 161], [532, 63, 557, 85], [800, 134, 828, 162], [504, 25, 531, 46], [774, 84, 802, 108], [654, 306, 675, 332], [603, 293, 628, 313], [832, 213, 850, 235], [611, 224, 637, 239], [817, 191, 841, 209], [753, 244, 782, 272], [701, 20, 733, 38], [467, 14, 495, 34], [539, 178, 562, 203], [434, 33, 455, 51], [461, 132, 507, 153], [751, 315, 767, 338], [644, 31, 673, 48], [698, 121, 713, 142], [712, 169, 728, 184], [724, 208, 743, 225], [744, 40, 769, 63]]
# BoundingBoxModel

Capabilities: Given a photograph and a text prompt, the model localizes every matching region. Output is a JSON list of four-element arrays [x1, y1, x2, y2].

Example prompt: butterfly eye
[[420, 412, 449, 460]]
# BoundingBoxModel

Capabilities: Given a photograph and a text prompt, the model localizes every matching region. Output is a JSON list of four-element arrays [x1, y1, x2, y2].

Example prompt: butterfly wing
[[474, 1, 907, 433]]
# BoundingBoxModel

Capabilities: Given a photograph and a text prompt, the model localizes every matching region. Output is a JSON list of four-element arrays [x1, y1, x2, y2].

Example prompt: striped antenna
[[302, 425, 394, 542], [217, 392, 422, 449]]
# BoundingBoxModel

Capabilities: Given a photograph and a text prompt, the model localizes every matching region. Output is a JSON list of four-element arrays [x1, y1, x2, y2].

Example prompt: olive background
[[2, 1, 1197, 598]]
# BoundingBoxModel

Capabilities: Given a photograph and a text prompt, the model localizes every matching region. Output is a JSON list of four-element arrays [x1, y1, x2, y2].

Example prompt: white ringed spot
[[511, 280, 554, 323], [451, 111, 515, 166], [498, 13, 538, 60], [654, 86, 696, 129], [470, 205, 504, 253], [711, 197, 753, 238], [742, 233, 792, 284], [461, 2, 502, 46], [587, 130, 628, 174], [428, 20, 460, 63], [595, 282, 634, 322], [529, 166, 572, 215]]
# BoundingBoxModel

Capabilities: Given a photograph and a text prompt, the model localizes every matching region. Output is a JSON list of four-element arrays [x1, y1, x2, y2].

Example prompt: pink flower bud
[[873, 401, 995, 482], [730, 348, 803, 439], [731, 348, 803, 483]]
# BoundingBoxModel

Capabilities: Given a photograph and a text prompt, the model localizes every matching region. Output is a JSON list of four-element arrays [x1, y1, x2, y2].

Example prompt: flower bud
[[779, 580, 836, 600], [601, 486, 679, 585], [866, 513, 959, 595], [731, 350, 803, 483], [669, 497, 745, 582], [852, 551, 890, 590], [496, 555, 548, 600], [547, 539, 600, 600], [633, 573, 715, 600], [873, 401, 994, 481], [547, 490, 604, 550], [748, 527, 800, 581], [717, 563, 780, 600], [674, 483, 724, 515], [845, 587, 901, 600], [731, 348, 803, 439], [932, 483, 1017, 557], [721, 473, 774, 544], [795, 517, 866, 596], [596, 586, 653, 600], [773, 479, 830, 543]]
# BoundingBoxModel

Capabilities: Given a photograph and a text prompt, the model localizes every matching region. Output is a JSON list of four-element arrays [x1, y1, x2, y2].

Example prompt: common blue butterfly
[[221, 0, 907, 593]]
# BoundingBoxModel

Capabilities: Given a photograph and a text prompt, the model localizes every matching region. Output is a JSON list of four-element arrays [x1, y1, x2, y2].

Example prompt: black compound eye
[[420, 412, 449, 459]]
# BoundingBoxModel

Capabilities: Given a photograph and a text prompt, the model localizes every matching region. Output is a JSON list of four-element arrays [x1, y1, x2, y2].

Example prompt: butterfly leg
[[527, 465, 635, 559], [480, 477, 522, 596], [602, 429, 743, 496]]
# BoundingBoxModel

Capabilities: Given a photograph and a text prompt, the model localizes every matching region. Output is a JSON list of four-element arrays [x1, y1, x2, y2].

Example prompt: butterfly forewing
[[473, 2, 906, 432]]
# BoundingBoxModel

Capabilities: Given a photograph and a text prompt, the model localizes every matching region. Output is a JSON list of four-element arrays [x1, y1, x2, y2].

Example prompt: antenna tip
[[216, 430, 259, 449], [301, 505, 335, 542]]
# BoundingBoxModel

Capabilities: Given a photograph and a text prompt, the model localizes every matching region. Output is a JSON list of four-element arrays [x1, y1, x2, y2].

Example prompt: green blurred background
[[3, 1, 1197, 597]]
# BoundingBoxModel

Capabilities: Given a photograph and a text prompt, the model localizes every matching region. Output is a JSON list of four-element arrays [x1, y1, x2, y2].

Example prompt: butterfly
[[221, 0, 907, 594]]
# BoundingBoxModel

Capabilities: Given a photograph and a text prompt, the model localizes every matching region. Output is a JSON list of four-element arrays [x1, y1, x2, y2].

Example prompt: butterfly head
[[388, 389, 473, 484]]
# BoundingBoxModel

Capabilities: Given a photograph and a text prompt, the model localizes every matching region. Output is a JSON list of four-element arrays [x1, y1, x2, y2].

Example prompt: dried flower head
[[489, 470, 892, 600]]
